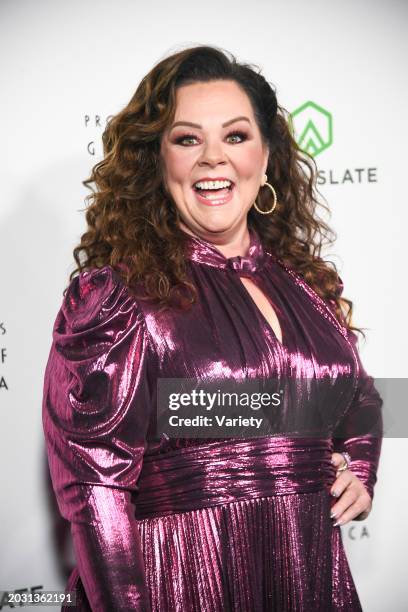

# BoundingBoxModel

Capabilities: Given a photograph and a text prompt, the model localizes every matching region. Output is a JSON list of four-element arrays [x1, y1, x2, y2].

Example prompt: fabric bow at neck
[[183, 228, 266, 277]]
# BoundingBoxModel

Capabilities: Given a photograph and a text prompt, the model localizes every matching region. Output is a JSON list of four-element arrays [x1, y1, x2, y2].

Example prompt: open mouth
[[192, 179, 235, 201]]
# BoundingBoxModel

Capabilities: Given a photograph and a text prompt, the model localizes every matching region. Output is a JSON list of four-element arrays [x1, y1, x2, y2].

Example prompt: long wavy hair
[[70, 44, 362, 335]]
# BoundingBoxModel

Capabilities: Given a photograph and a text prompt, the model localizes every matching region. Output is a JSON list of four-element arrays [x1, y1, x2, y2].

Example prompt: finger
[[331, 452, 345, 464], [332, 497, 371, 527], [329, 474, 361, 518], [330, 470, 354, 498], [331, 452, 346, 468], [330, 487, 359, 520], [330, 482, 372, 523]]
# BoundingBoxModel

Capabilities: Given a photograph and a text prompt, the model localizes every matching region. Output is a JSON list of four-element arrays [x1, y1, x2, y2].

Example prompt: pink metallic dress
[[42, 229, 383, 611]]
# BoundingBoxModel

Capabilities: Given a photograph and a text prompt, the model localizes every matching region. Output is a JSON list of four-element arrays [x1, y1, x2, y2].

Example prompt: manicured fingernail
[[330, 511, 337, 519], [330, 458, 336, 465], [333, 520, 341, 527], [331, 490, 339, 497]]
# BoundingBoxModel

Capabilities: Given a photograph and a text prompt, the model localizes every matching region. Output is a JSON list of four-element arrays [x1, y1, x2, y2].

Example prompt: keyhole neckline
[[238, 276, 285, 348]]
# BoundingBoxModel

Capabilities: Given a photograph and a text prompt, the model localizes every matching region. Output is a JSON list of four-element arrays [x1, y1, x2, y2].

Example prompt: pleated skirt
[[66, 489, 362, 611]]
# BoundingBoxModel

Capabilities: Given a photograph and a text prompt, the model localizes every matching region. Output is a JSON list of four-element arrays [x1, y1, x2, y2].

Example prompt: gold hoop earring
[[253, 175, 278, 215]]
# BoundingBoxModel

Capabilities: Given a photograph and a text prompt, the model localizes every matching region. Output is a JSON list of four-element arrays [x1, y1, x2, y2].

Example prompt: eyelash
[[174, 131, 248, 146]]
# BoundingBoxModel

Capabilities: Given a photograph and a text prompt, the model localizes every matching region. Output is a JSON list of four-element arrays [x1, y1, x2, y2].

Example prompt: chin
[[191, 208, 243, 232], [194, 217, 238, 236]]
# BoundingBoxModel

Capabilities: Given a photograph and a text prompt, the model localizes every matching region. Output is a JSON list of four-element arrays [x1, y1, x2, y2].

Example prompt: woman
[[42, 45, 383, 611]]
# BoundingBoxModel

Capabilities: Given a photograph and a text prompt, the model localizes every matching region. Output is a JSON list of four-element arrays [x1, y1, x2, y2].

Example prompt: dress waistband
[[134, 436, 336, 519]]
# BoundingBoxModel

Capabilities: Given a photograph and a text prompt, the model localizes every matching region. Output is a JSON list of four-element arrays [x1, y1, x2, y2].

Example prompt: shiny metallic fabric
[[42, 229, 382, 611]]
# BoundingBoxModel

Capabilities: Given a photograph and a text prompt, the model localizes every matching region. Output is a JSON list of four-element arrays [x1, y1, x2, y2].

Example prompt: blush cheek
[[235, 143, 265, 179], [161, 151, 198, 217], [232, 146, 265, 206], [165, 149, 196, 194]]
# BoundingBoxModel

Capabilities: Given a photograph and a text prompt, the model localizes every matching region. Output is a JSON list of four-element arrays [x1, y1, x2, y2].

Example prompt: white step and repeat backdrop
[[1, 0, 407, 610]]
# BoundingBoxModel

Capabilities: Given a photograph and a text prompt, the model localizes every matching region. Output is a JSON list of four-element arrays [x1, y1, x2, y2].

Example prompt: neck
[[179, 221, 252, 259]]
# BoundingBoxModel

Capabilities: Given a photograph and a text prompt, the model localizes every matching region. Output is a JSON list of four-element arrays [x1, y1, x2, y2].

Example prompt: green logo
[[290, 101, 333, 157]]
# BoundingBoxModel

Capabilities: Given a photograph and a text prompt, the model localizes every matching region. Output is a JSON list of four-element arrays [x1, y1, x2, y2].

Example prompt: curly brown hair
[[70, 44, 362, 336]]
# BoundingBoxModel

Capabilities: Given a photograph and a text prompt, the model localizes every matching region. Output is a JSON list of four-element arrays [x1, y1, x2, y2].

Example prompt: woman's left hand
[[329, 452, 372, 526]]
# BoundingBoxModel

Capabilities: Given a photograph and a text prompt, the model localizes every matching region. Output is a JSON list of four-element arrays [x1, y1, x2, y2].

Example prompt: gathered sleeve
[[330, 277, 383, 502], [42, 266, 153, 611]]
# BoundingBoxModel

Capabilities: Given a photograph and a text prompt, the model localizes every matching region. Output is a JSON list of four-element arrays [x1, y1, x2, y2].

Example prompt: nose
[[198, 139, 227, 167]]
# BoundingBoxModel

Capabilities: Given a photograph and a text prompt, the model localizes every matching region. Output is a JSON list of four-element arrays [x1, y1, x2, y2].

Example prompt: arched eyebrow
[[169, 116, 251, 131]]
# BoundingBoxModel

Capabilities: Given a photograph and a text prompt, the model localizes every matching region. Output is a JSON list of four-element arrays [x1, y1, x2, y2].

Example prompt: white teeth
[[194, 180, 232, 190]]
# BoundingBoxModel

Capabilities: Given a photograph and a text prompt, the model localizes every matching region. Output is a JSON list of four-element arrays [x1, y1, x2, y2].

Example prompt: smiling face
[[160, 80, 269, 243]]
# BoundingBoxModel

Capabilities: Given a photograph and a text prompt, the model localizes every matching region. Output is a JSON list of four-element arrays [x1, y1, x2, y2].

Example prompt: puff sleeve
[[42, 266, 153, 611], [330, 278, 383, 502]]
